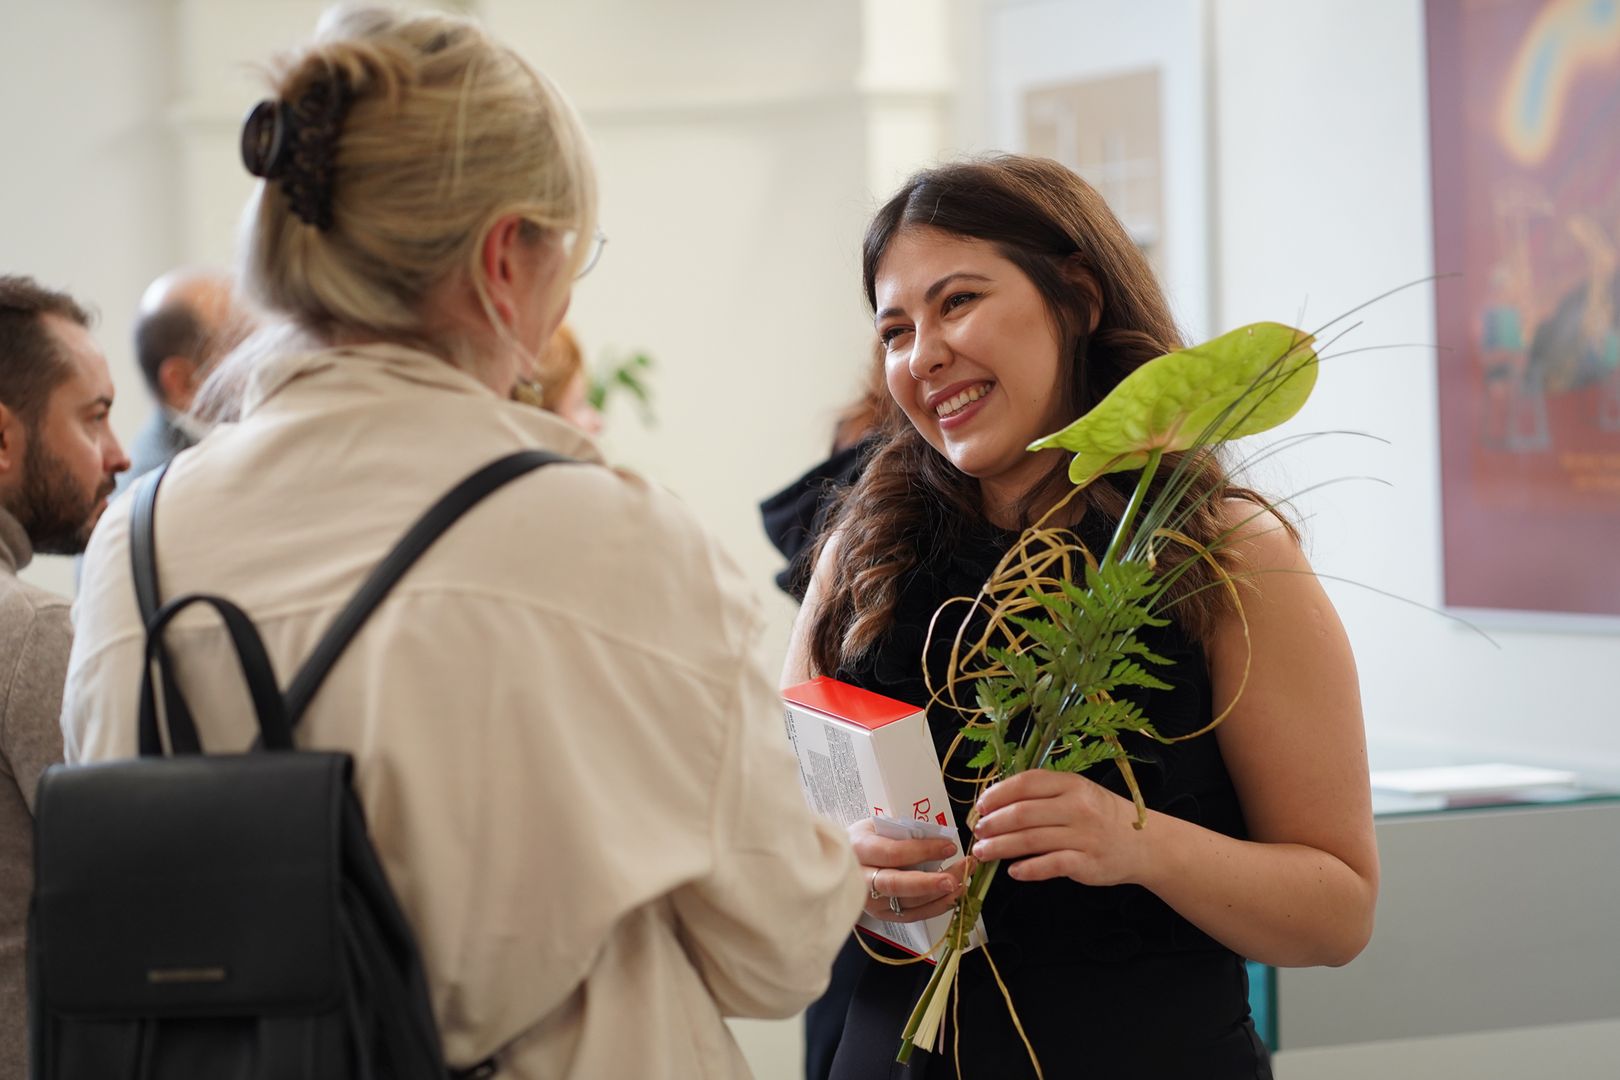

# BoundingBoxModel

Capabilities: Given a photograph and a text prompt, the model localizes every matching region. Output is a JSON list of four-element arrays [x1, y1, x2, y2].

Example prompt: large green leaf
[[1028, 321, 1318, 484]]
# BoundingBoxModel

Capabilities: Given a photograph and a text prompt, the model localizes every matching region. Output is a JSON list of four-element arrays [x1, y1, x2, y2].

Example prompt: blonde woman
[[63, 8, 863, 1078]]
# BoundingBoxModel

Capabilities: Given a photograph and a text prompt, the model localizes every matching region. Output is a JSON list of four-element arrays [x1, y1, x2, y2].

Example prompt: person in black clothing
[[760, 351, 885, 602], [761, 357, 883, 1080], [782, 156, 1378, 1078]]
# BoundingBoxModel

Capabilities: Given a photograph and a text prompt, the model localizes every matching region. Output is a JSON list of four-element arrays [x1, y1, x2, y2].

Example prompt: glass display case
[[1247, 740, 1620, 1057]]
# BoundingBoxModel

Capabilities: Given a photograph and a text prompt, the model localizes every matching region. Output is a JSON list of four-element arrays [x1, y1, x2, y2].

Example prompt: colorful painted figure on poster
[[1525, 213, 1620, 433]]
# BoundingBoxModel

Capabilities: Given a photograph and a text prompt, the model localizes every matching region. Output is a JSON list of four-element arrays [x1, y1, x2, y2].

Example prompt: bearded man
[[0, 274, 129, 1076]]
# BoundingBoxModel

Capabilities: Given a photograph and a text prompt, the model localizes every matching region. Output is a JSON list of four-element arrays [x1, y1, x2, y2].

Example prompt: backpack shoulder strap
[[129, 461, 206, 755], [130, 461, 172, 628], [284, 449, 574, 726]]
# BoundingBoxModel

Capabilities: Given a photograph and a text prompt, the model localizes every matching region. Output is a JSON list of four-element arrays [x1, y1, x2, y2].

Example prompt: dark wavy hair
[[806, 155, 1278, 677]]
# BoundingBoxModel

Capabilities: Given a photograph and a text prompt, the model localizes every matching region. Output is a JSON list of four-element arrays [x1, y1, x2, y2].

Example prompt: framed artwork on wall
[[1427, 0, 1620, 621], [982, 0, 1211, 341], [1023, 69, 1166, 282]]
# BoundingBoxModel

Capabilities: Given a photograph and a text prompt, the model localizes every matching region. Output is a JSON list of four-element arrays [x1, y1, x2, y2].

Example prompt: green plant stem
[[897, 451, 1169, 1065], [897, 857, 1001, 1063], [1101, 447, 1164, 568], [1012, 723, 1050, 774]]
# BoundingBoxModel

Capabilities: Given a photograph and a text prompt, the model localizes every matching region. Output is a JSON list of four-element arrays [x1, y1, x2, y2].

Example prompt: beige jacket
[[1, 507, 71, 1079], [64, 344, 863, 1079]]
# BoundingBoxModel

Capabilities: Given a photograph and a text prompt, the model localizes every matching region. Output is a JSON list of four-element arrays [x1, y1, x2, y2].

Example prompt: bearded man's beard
[[4, 437, 112, 556]]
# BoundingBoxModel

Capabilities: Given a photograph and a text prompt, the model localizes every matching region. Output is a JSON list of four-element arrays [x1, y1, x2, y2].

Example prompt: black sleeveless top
[[825, 511, 1272, 1080]]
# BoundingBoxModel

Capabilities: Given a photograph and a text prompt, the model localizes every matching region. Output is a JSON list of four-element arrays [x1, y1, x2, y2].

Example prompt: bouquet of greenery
[[893, 321, 1322, 1071]]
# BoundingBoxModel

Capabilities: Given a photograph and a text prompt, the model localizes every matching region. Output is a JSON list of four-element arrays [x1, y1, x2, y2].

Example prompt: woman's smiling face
[[874, 227, 1074, 521]]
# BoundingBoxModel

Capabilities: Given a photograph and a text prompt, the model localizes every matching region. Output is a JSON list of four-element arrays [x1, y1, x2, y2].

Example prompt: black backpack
[[29, 450, 569, 1080]]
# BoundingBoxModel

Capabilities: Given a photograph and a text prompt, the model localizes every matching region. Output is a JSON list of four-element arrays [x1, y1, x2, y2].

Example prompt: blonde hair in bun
[[239, 5, 597, 380]]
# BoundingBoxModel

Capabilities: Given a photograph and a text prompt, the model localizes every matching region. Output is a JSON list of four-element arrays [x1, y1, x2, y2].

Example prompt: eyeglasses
[[568, 227, 608, 280]]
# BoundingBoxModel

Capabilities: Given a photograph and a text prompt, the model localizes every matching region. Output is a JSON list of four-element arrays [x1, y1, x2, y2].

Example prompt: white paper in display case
[[781, 676, 986, 961]]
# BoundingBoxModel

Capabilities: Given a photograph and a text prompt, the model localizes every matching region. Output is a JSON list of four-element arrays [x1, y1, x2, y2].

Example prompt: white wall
[[1210, 0, 1620, 773], [2, 0, 177, 597], [979, 0, 1215, 339], [488, 0, 884, 675]]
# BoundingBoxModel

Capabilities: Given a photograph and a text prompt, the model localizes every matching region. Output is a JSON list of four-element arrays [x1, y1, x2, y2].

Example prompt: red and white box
[[781, 676, 984, 958]]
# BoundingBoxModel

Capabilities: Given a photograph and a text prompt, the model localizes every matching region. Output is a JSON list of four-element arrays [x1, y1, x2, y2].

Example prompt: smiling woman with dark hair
[[785, 156, 1377, 1079]]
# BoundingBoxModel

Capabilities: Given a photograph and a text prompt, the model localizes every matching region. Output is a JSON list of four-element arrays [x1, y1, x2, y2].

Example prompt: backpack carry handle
[[138, 594, 293, 755]]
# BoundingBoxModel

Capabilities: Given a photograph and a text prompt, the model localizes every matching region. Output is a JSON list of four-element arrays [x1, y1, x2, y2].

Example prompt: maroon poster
[[1428, 0, 1620, 616]]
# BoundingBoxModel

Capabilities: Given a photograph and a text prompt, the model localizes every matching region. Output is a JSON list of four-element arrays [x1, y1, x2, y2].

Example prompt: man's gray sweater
[[0, 506, 70, 1078]]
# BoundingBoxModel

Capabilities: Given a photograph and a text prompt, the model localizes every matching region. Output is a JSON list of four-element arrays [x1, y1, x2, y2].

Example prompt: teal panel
[[1246, 960, 1277, 1051]]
